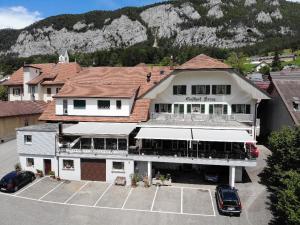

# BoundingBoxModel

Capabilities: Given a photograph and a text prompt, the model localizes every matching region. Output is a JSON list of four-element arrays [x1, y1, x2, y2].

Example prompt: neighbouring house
[[254, 61, 270, 72], [2, 60, 81, 102], [246, 72, 271, 92], [250, 54, 296, 65], [259, 69, 300, 136], [17, 54, 270, 187], [0, 101, 47, 142]]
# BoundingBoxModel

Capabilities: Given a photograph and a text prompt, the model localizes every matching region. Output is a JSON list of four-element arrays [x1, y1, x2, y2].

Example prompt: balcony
[[58, 147, 127, 156], [150, 113, 254, 123]]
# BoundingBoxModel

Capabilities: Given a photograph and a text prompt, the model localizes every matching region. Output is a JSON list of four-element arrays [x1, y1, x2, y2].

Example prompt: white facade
[[55, 97, 135, 117], [106, 159, 134, 185]]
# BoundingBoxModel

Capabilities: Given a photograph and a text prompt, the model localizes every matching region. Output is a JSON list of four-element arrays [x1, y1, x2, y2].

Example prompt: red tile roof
[[0, 101, 48, 118], [177, 54, 231, 70]]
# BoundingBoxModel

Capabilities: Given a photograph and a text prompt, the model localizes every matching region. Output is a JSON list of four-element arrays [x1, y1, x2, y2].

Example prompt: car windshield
[[222, 190, 239, 206]]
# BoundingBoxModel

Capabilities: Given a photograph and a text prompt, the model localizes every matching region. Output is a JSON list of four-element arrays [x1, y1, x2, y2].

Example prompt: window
[[116, 100, 122, 110], [112, 162, 124, 171], [24, 135, 32, 144], [63, 160, 74, 170], [26, 158, 34, 167], [154, 104, 172, 113], [98, 100, 110, 109], [94, 138, 105, 149], [212, 85, 231, 95], [56, 88, 61, 94], [209, 104, 228, 115], [47, 88, 51, 96], [191, 85, 210, 95], [293, 98, 300, 111], [12, 88, 20, 96], [63, 99, 68, 114], [187, 104, 205, 114], [173, 85, 186, 95], [118, 139, 127, 150], [232, 104, 251, 114], [106, 138, 117, 150], [80, 138, 92, 149], [73, 100, 86, 109], [30, 86, 35, 94], [174, 104, 184, 114]]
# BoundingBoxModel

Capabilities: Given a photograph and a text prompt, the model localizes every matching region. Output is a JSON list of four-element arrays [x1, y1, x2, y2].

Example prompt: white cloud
[[0, 6, 42, 29]]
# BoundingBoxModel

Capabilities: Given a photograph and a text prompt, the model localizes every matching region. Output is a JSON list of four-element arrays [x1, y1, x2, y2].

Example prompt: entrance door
[[44, 159, 52, 175], [81, 159, 106, 181]]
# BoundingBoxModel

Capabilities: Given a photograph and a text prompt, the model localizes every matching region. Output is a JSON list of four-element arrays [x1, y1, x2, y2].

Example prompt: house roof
[[272, 79, 300, 125], [2, 63, 81, 86], [177, 54, 231, 70], [0, 101, 48, 118], [39, 99, 151, 123]]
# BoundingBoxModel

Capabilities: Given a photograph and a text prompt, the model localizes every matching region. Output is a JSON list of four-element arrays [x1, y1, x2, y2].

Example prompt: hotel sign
[[186, 96, 216, 102]]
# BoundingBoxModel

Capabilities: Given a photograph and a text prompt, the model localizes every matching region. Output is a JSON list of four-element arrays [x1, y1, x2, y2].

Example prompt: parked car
[[215, 185, 242, 216], [0, 171, 35, 193]]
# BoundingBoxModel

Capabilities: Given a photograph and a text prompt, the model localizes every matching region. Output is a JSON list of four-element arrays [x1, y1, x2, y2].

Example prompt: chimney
[[146, 72, 152, 82]]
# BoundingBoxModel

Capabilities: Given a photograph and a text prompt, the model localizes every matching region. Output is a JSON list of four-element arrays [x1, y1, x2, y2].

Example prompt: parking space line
[[164, 185, 210, 191], [181, 187, 183, 214], [150, 186, 159, 211], [93, 183, 113, 207], [39, 181, 65, 200], [208, 189, 216, 216], [64, 181, 90, 204], [121, 188, 133, 209], [15, 176, 47, 196]]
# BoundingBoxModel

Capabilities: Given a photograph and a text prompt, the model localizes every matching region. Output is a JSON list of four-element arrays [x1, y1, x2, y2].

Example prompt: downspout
[[253, 101, 259, 141]]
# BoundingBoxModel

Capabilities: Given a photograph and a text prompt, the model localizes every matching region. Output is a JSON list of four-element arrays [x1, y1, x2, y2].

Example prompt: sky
[[0, 0, 299, 29]]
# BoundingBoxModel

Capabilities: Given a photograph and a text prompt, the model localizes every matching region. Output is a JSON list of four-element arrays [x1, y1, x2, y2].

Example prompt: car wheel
[[14, 186, 18, 192]]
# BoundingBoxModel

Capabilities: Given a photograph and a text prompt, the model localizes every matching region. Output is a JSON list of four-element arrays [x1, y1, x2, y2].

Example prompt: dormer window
[[98, 100, 110, 109], [293, 97, 300, 111]]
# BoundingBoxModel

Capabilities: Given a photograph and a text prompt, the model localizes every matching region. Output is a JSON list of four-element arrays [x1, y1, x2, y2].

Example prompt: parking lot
[[4, 177, 215, 217]]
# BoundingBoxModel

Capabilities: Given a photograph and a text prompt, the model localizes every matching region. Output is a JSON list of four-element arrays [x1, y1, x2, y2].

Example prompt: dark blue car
[[215, 185, 242, 216], [0, 171, 35, 193]]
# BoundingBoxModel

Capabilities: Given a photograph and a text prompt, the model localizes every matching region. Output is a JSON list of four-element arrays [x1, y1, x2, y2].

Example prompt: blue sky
[[0, 0, 299, 29]]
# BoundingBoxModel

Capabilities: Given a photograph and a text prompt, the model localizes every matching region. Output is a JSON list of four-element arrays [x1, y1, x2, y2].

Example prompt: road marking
[[64, 181, 90, 204], [93, 183, 113, 207], [15, 176, 47, 196], [209, 189, 216, 216], [39, 181, 65, 200], [121, 188, 133, 209], [181, 187, 183, 214], [150, 186, 159, 211]]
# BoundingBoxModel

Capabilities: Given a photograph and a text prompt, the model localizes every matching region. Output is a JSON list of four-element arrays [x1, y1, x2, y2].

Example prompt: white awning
[[63, 122, 137, 136], [192, 129, 255, 143], [135, 127, 192, 140]]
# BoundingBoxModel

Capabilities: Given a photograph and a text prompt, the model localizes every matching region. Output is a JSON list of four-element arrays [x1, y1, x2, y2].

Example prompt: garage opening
[[81, 159, 106, 181]]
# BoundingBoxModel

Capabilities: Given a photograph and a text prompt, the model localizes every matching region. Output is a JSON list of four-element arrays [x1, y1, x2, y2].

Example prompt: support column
[[229, 166, 236, 188], [148, 161, 152, 185]]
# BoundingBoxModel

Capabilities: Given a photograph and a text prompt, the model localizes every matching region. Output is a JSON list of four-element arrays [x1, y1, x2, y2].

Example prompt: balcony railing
[[58, 147, 127, 155], [150, 113, 254, 123], [128, 147, 256, 161]]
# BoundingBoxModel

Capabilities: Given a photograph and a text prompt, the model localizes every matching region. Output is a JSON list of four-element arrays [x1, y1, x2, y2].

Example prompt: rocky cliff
[[0, 0, 299, 57]]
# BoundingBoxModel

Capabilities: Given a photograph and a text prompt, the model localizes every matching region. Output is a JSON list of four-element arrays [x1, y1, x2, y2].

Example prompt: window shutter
[[212, 85, 216, 94], [206, 85, 210, 94], [155, 104, 159, 113], [232, 105, 236, 114], [192, 86, 196, 95], [182, 85, 186, 95], [209, 105, 213, 114], [223, 105, 228, 114], [246, 104, 251, 114], [173, 86, 177, 95], [226, 85, 231, 94]]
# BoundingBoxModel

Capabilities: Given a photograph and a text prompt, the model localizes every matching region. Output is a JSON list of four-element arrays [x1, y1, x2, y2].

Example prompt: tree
[[259, 65, 270, 75], [225, 52, 248, 75], [0, 85, 8, 101], [271, 51, 283, 71]]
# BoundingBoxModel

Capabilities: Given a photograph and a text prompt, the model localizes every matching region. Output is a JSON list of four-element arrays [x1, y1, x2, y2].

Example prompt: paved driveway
[[0, 140, 18, 177]]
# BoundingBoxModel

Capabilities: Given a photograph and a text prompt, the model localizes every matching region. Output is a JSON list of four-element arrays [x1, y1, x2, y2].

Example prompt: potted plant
[[131, 173, 139, 187], [15, 163, 21, 172], [49, 171, 55, 179], [36, 169, 44, 178], [56, 176, 61, 181], [143, 176, 150, 187]]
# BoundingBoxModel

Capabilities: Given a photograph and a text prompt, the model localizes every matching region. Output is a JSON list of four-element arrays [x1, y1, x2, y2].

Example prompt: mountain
[[0, 0, 300, 57]]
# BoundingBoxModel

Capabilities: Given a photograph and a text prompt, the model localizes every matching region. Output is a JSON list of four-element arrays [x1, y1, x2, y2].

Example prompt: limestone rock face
[[256, 11, 273, 23], [271, 8, 283, 19], [244, 0, 257, 7], [140, 3, 201, 38], [10, 15, 148, 57]]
